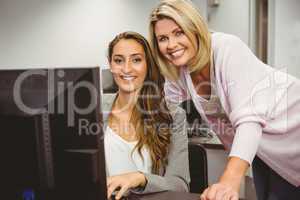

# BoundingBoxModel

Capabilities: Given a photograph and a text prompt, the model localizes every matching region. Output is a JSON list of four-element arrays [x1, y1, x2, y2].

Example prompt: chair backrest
[[101, 69, 118, 93], [188, 143, 208, 193]]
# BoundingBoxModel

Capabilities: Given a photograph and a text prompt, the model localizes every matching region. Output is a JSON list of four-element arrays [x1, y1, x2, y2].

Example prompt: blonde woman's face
[[110, 39, 147, 94], [154, 18, 196, 68]]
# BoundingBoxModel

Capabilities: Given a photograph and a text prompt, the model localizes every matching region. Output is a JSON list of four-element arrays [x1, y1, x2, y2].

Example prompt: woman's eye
[[132, 58, 142, 63], [113, 58, 123, 64], [175, 30, 184, 37], [158, 36, 167, 42]]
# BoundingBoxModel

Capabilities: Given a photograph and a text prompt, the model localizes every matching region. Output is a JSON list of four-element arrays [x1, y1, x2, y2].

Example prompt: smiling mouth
[[168, 49, 185, 59], [120, 75, 136, 81]]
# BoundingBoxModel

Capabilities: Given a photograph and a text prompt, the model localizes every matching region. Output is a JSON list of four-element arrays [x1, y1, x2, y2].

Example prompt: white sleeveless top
[[104, 126, 152, 177]]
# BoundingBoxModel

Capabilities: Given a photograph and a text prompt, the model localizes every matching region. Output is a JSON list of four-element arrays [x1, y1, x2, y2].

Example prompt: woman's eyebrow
[[113, 53, 144, 58], [156, 34, 165, 38], [130, 53, 143, 57], [172, 27, 182, 34], [112, 54, 124, 58], [156, 27, 181, 38]]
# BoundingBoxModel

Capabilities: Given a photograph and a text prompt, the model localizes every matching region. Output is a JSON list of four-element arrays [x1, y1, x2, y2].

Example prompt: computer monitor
[[0, 67, 107, 200]]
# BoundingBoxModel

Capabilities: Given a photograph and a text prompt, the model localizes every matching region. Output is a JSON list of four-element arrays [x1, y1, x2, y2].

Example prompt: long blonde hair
[[149, 0, 211, 80], [107, 31, 173, 173]]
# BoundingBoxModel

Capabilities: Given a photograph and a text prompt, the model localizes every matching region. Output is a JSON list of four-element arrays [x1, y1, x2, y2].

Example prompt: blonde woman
[[104, 31, 190, 200], [149, 0, 300, 200]]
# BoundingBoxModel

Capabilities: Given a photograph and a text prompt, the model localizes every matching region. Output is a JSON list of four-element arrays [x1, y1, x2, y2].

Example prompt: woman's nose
[[167, 37, 178, 50], [121, 60, 132, 73]]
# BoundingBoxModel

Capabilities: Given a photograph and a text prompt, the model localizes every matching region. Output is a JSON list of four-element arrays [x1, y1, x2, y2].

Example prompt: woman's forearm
[[219, 156, 250, 191]]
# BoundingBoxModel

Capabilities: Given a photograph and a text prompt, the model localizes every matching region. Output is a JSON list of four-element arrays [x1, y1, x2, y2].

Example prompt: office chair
[[101, 68, 118, 93], [188, 142, 208, 194]]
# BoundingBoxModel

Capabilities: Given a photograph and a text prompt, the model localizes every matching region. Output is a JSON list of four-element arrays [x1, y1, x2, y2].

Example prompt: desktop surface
[[128, 191, 199, 200]]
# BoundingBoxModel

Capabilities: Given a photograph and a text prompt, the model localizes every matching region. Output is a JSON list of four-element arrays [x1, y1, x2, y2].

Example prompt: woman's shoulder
[[167, 104, 186, 125], [212, 32, 243, 43], [211, 32, 251, 72], [212, 32, 245, 51]]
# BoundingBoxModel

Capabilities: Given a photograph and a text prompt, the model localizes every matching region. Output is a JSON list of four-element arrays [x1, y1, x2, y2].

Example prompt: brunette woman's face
[[110, 39, 147, 94], [154, 18, 196, 68]]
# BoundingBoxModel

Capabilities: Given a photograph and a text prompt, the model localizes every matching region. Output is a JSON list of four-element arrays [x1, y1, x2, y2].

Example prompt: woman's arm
[[136, 105, 190, 193], [201, 157, 248, 200], [106, 105, 190, 198], [201, 34, 267, 200], [106, 172, 147, 199], [201, 122, 263, 200]]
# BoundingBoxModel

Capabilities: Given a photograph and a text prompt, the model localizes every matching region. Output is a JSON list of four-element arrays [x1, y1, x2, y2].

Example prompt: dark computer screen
[[0, 67, 107, 200]]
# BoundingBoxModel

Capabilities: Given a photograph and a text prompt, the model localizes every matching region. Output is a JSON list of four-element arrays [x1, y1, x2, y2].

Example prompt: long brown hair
[[107, 31, 173, 173]]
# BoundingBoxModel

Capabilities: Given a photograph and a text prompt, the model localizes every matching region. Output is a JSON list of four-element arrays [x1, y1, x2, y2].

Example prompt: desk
[[130, 191, 199, 200], [189, 135, 224, 150]]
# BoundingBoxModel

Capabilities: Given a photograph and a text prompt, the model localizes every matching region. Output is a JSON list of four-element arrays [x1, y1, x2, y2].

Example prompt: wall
[[207, 0, 255, 48], [0, 0, 160, 69], [0, 0, 208, 69], [268, 0, 300, 78]]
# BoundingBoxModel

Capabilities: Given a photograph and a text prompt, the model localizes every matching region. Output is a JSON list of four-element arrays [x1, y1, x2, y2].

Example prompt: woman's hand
[[200, 157, 249, 200], [107, 171, 147, 200], [200, 182, 239, 200]]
